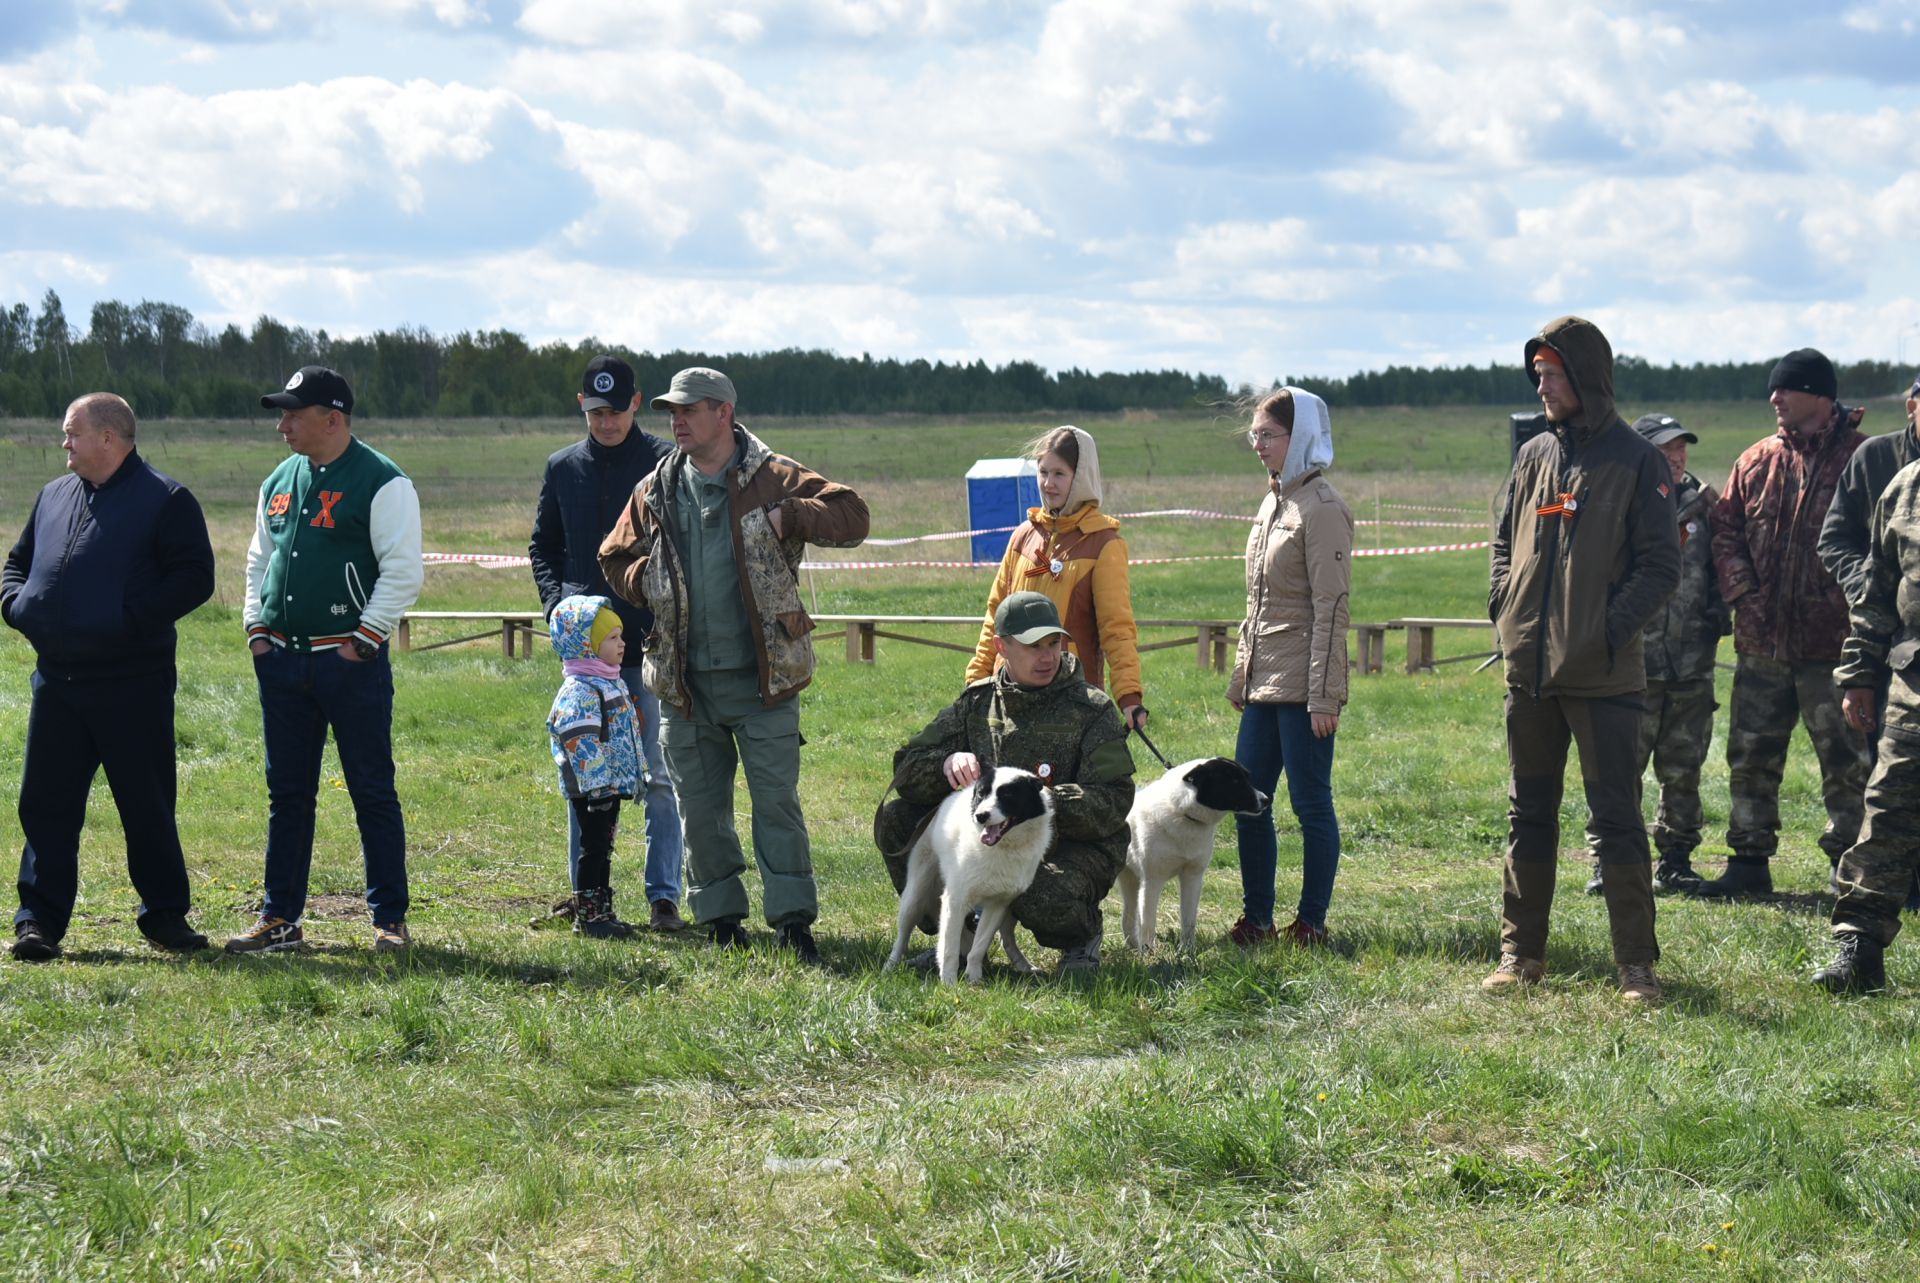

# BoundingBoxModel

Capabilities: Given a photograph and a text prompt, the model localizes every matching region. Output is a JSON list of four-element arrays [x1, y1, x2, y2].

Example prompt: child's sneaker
[[225, 915, 303, 954]]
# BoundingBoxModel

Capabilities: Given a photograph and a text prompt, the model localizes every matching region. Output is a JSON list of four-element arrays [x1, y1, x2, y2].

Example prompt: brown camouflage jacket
[[1835, 459, 1920, 745], [599, 424, 869, 714], [1711, 405, 1866, 661]]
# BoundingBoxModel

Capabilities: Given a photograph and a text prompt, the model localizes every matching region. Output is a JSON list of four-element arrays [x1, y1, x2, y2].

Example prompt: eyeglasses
[[1247, 429, 1289, 446]]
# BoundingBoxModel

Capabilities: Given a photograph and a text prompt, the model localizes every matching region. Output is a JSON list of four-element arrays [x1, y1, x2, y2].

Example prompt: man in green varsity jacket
[[228, 366, 424, 955]]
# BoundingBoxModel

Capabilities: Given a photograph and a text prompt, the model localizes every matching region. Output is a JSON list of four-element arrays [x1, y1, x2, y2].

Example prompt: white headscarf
[[1276, 387, 1334, 484], [1046, 425, 1103, 516]]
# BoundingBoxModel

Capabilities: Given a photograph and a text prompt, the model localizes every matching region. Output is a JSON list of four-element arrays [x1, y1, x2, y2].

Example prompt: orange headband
[[1533, 347, 1565, 370]]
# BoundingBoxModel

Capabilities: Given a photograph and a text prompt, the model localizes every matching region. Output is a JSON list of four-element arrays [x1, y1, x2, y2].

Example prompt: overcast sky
[[4, 1, 1919, 385]]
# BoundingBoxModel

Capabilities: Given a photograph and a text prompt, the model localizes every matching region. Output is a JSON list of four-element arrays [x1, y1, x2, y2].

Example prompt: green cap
[[994, 591, 1070, 644], [651, 366, 738, 410]]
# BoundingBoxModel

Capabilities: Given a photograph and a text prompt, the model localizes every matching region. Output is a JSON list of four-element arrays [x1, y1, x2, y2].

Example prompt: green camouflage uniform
[[1830, 460, 1920, 944], [1587, 472, 1728, 862], [874, 654, 1135, 949]]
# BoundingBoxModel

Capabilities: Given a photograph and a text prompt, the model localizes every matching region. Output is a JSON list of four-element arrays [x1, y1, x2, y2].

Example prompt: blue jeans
[[1234, 701, 1340, 930], [567, 668, 684, 903], [255, 646, 408, 925]]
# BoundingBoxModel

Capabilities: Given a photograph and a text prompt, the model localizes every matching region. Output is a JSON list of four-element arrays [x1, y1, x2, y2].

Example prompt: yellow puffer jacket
[[965, 501, 1144, 711]]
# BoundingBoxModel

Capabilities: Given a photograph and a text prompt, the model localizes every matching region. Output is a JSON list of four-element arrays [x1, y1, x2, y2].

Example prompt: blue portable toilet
[[965, 458, 1041, 562]]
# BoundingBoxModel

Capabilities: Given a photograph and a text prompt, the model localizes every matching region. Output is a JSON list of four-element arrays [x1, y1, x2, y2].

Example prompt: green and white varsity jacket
[[243, 438, 424, 652]]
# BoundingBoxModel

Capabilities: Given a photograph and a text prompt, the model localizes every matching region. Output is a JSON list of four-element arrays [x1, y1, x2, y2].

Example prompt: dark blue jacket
[[529, 427, 672, 637], [1, 450, 216, 680]]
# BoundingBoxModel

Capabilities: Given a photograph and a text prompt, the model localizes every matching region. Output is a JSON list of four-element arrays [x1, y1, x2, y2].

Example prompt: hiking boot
[[1480, 953, 1545, 992], [708, 919, 751, 951], [776, 923, 823, 966], [1616, 963, 1662, 1003], [140, 914, 209, 954], [1686, 858, 1772, 901], [1652, 858, 1702, 894], [1057, 937, 1101, 973], [530, 893, 580, 929], [1813, 932, 1887, 995], [1584, 870, 1604, 895], [649, 899, 685, 933], [11, 918, 60, 963], [1226, 917, 1279, 946], [1280, 918, 1328, 947], [372, 921, 411, 954], [574, 888, 635, 940], [224, 915, 303, 954]]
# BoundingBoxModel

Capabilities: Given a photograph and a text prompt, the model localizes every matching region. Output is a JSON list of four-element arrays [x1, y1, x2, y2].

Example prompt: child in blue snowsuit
[[547, 595, 644, 938]]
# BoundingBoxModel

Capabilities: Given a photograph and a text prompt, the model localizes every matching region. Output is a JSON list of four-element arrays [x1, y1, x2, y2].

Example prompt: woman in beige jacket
[[1225, 387, 1353, 946]]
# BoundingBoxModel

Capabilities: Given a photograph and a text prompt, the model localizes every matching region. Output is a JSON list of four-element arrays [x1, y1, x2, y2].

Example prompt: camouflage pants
[[1504, 690, 1657, 965], [1725, 655, 1869, 863], [1831, 731, 1920, 946], [874, 796, 1120, 950], [1584, 677, 1716, 861]]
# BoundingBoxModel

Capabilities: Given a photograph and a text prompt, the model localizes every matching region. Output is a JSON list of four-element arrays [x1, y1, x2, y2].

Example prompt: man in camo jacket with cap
[[874, 592, 1135, 974]]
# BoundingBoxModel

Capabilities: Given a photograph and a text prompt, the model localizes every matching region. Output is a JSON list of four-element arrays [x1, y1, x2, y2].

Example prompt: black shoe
[[1584, 871, 1604, 896], [1905, 869, 1920, 914], [140, 914, 209, 954], [708, 919, 750, 950], [1652, 859, 1702, 894], [11, 918, 59, 963], [574, 888, 636, 940], [1813, 933, 1887, 994], [776, 923, 822, 966], [1687, 858, 1773, 900]]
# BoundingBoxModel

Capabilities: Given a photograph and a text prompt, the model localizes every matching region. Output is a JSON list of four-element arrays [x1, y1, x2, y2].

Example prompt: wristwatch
[[351, 636, 379, 660]]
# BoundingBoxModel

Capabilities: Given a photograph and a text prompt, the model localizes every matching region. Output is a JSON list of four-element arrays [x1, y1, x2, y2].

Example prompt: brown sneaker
[[649, 899, 685, 933], [373, 921, 411, 954], [224, 915, 303, 955], [1617, 963, 1662, 1003], [1480, 953, 1545, 992]]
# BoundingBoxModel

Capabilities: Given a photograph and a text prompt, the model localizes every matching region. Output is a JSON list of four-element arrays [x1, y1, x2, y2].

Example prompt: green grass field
[[2, 402, 1917, 1281]]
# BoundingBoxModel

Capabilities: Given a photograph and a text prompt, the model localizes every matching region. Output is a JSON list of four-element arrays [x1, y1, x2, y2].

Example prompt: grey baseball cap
[[1632, 413, 1696, 446], [994, 592, 1070, 644], [650, 366, 737, 410]]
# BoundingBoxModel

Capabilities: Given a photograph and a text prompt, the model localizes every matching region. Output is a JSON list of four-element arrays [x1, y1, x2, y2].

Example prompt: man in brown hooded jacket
[[1485, 316, 1681, 1002]]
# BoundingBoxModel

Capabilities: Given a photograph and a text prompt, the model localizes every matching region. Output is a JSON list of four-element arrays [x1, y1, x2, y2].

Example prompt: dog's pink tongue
[[980, 822, 1007, 846]]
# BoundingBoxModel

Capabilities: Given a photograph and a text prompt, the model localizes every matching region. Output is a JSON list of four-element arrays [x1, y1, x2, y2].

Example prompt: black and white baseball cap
[[580, 354, 637, 412], [261, 366, 354, 415]]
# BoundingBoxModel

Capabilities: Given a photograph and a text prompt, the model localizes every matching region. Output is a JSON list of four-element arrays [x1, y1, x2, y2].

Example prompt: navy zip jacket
[[529, 427, 672, 637], [1, 450, 216, 680]]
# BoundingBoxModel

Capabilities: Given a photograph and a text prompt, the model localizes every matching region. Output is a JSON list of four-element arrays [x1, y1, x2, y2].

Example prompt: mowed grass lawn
[[2, 402, 1918, 1281]]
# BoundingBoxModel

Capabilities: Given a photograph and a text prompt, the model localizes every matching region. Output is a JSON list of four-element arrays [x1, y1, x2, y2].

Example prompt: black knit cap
[[1767, 348, 1837, 400]]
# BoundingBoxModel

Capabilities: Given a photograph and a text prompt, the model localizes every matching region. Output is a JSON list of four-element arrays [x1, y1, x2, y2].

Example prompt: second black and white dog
[[883, 767, 1054, 984], [1119, 757, 1268, 952]]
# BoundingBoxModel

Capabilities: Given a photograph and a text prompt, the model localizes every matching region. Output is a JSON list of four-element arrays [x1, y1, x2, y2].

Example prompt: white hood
[[1049, 425, 1103, 516], [1276, 387, 1333, 484]]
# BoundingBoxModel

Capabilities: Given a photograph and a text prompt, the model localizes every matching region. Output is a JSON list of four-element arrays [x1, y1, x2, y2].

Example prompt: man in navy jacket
[[528, 355, 684, 932], [1, 393, 215, 960]]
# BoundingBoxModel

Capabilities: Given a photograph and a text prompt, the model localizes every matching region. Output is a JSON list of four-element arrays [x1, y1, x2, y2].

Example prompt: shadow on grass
[[196, 940, 682, 992]]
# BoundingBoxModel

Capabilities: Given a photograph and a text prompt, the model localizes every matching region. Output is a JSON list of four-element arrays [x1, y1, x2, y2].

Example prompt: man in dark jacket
[[1485, 317, 1680, 1002], [1816, 372, 1920, 913], [1, 393, 215, 960], [875, 592, 1136, 973], [1693, 349, 1869, 899], [529, 355, 683, 933], [1584, 414, 1727, 896]]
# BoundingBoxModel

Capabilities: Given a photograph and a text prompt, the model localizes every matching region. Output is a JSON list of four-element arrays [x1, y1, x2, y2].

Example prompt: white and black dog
[[1119, 757, 1269, 952], [883, 767, 1054, 984]]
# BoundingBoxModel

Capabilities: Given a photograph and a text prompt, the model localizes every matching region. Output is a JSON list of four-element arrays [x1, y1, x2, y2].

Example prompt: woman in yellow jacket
[[965, 426, 1149, 730]]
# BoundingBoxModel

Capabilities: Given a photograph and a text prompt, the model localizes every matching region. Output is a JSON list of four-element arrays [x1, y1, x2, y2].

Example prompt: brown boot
[[1481, 953, 1545, 992]]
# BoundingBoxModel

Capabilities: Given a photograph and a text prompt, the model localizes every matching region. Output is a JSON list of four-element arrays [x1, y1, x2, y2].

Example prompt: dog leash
[[1130, 723, 1174, 770]]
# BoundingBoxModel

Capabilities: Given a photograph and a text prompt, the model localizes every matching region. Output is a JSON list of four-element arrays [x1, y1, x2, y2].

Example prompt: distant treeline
[[0, 290, 1908, 421]]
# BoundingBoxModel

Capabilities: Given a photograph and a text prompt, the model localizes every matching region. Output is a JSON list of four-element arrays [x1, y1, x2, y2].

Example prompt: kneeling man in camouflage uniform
[[875, 592, 1135, 974], [1816, 458, 1920, 993]]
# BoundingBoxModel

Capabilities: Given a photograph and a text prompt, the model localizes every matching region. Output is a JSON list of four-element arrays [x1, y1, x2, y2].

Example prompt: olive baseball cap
[[994, 592, 1070, 644], [650, 366, 737, 410], [1632, 413, 1696, 446]]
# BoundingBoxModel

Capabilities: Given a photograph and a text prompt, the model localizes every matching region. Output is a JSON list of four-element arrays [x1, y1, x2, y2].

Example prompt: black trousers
[[15, 668, 193, 941], [569, 796, 621, 892]]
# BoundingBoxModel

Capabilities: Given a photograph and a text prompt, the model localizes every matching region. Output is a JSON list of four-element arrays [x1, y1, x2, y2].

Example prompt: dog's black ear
[[971, 771, 994, 805]]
